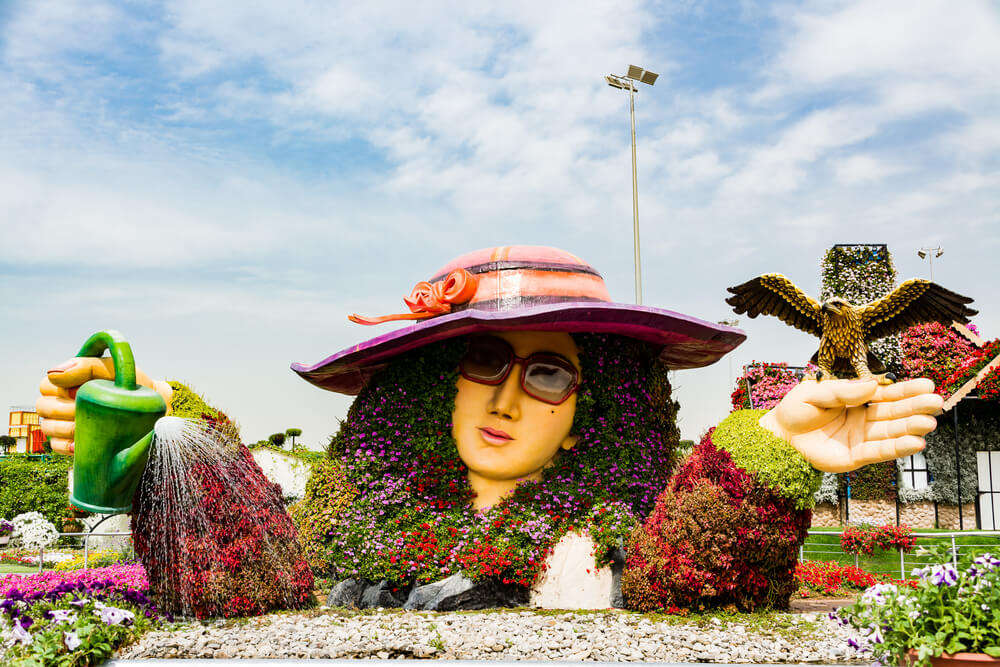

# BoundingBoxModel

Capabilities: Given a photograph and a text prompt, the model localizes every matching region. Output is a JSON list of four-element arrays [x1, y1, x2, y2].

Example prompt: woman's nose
[[488, 367, 522, 420]]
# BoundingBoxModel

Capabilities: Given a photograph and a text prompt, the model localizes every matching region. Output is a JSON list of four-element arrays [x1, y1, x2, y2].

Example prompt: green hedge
[[712, 409, 823, 510], [0, 455, 73, 526]]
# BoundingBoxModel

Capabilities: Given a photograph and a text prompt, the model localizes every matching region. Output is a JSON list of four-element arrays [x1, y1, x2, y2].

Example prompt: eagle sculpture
[[726, 274, 977, 382]]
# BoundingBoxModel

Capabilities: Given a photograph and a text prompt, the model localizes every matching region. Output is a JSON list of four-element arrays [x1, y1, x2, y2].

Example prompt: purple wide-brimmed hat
[[292, 245, 745, 394]]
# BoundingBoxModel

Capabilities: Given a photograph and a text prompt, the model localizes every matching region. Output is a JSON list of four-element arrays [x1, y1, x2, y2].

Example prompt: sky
[[2, 0, 998, 450]]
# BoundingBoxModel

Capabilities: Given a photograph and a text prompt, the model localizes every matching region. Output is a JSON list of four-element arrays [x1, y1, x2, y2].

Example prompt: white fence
[[802, 530, 1000, 579], [8, 531, 133, 574]]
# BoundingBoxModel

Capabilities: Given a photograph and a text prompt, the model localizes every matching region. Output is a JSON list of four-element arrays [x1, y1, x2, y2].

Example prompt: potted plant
[[67, 504, 90, 519], [0, 519, 13, 547], [832, 548, 1000, 666], [61, 517, 84, 534]]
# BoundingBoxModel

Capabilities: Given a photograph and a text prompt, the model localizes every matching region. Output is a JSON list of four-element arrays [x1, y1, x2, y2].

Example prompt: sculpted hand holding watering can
[[35, 246, 944, 610]]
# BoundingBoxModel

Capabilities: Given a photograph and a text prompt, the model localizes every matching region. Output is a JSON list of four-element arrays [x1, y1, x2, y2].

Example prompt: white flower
[[64, 630, 82, 651], [48, 609, 77, 624], [10, 511, 59, 551], [97, 606, 134, 626], [10, 619, 32, 645], [862, 583, 897, 605]]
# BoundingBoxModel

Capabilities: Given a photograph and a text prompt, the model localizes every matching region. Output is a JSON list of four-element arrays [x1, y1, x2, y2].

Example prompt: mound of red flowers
[[795, 560, 915, 597], [840, 524, 915, 556], [621, 435, 810, 612], [132, 417, 314, 618]]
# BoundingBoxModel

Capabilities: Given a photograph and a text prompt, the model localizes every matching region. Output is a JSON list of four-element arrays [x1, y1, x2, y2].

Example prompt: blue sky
[[2, 0, 999, 448]]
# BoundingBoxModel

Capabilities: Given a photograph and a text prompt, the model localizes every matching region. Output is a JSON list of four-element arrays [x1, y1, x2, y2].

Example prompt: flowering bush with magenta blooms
[[840, 524, 915, 556], [0, 520, 13, 537], [730, 362, 815, 411], [132, 418, 314, 619], [322, 334, 679, 593], [832, 550, 1000, 666], [795, 560, 914, 597], [936, 339, 1000, 400], [1, 564, 161, 666], [621, 438, 811, 612], [901, 322, 976, 385]]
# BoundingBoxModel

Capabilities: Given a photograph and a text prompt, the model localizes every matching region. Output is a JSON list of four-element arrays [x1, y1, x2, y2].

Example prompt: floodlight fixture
[[917, 246, 944, 280], [605, 64, 658, 305]]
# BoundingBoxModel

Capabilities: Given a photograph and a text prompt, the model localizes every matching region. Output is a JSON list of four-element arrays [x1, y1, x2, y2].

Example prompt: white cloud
[[832, 154, 903, 185]]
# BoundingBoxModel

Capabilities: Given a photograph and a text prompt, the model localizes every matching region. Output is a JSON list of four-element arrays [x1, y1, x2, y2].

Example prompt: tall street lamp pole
[[607, 65, 658, 305], [917, 246, 943, 281]]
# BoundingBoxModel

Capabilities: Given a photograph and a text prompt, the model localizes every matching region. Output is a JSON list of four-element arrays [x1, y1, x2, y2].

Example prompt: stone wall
[[811, 503, 840, 528], [844, 499, 896, 526], [936, 503, 977, 530], [809, 499, 979, 529]]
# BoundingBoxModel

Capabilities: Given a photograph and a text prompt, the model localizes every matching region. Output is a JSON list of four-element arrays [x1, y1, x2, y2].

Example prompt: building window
[[10, 412, 21, 426], [901, 451, 930, 490]]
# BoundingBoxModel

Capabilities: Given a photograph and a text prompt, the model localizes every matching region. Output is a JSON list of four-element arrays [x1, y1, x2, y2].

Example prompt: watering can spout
[[108, 430, 155, 496], [70, 331, 166, 514]]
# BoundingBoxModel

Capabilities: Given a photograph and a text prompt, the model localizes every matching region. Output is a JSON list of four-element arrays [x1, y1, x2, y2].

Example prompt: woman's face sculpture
[[451, 331, 580, 510]]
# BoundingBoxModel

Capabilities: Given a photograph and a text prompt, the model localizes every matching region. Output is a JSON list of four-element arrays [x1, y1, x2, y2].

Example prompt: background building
[[7, 405, 45, 454]]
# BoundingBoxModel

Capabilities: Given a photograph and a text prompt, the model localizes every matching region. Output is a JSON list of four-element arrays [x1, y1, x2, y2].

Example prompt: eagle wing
[[862, 279, 978, 340], [726, 273, 823, 337]]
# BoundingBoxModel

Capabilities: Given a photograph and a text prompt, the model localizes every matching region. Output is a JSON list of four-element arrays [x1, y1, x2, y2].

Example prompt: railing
[[12, 531, 133, 574], [803, 530, 1000, 579]]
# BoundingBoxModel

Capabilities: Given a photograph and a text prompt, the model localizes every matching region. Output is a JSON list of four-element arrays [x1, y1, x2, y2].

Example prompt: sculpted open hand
[[36, 357, 172, 455], [760, 377, 943, 473]]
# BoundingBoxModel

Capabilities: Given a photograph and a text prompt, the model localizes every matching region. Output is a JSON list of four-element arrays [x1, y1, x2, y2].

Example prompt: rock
[[327, 578, 367, 608], [359, 579, 405, 608], [530, 531, 616, 609], [404, 572, 527, 611]]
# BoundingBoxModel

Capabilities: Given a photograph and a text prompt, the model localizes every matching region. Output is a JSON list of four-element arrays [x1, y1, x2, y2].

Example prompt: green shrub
[[0, 455, 73, 525], [167, 380, 228, 421], [288, 459, 357, 575], [710, 409, 822, 510]]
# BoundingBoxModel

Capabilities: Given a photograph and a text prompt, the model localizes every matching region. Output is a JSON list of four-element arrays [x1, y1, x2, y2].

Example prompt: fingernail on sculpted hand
[[49, 361, 76, 373]]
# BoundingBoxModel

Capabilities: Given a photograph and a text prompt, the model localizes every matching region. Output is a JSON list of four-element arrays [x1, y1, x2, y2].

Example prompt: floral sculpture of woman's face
[[451, 331, 581, 510]]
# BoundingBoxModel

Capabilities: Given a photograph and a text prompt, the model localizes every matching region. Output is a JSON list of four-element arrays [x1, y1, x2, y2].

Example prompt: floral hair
[[323, 333, 680, 587]]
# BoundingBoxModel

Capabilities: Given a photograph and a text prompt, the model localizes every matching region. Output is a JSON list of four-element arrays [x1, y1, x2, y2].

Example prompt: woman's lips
[[478, 427, 514, 445]]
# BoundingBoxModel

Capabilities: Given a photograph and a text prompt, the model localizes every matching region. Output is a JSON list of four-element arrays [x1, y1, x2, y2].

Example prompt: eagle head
[[821, 297, 850, 316]]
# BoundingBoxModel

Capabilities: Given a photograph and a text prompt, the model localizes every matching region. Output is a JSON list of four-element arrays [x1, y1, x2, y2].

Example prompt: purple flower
[[97, 605, 135, 626], [929, 564, 958, 587]]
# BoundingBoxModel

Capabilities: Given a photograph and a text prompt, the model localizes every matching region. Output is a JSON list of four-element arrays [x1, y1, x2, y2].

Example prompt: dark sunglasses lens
[[524, 358, 576, 403], [461, 338, 511, 382]]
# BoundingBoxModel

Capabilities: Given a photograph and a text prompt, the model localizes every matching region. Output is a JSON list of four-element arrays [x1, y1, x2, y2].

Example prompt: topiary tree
[[285, 428, 302, 449], [268, 432, 286, 449], [622, 434, 811, 612]]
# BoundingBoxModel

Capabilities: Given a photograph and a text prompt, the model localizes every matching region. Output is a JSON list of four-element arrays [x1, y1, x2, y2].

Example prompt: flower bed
[[1, 564, 160, 665], [795, 560, 914, 598]]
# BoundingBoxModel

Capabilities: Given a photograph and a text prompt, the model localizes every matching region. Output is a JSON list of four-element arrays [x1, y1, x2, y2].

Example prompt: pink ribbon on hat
[[349, 269, 480, 325]]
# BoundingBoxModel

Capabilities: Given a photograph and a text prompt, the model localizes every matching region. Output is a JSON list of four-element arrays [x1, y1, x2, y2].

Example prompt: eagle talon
[[876, 372, 897, 385]]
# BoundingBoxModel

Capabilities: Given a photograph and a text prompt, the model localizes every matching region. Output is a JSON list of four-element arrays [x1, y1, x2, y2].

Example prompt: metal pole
[[951, 535, 958, 568], [900, 548, 905, 579], [628, 82, 642, 305], [955, 405, 964, 530]]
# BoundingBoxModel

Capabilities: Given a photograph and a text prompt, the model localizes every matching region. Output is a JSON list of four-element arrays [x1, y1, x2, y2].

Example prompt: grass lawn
[[803, 529, 1000, 578], [0, 564, 43, 574]]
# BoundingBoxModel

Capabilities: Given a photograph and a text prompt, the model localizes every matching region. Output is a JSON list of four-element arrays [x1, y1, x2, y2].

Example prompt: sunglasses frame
[[459, 336, 581, 406]]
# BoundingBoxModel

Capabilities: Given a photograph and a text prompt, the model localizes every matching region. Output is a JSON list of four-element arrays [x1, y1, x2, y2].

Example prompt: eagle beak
[[823, 303, 842, 315]]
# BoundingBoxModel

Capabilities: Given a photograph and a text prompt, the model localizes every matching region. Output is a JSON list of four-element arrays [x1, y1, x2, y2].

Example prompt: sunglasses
[[459, 336, 581, 405]]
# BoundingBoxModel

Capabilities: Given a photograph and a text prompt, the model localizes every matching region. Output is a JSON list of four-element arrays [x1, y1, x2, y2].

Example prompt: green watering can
[[70, 330, 166, 514]]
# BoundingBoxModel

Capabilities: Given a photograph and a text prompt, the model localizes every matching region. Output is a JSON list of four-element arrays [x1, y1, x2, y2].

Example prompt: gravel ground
[[116, 608, 864, 663]]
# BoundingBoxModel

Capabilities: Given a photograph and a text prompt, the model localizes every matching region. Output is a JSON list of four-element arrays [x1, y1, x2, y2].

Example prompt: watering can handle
[[76, 330, 138, 391]]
